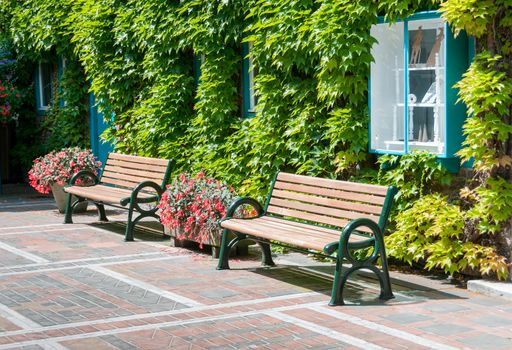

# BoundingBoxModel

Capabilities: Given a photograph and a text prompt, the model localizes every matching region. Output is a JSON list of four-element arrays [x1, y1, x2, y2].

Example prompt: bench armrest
[[121, 180, 163, 207], [323, 218, 382, 256], [220, 197, 264, 224], [66, 170, 100, 187]]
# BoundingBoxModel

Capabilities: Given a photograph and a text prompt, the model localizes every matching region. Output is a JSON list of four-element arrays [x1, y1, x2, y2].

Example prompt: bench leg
[[258, 242, 275, 267], [94, 203, 108, 222], [329, 254, 346, 306], [375, 237, 394, 300], [217, 229, 231, 270], [63, 193, 73, 224], [125, 204, 135, 242]]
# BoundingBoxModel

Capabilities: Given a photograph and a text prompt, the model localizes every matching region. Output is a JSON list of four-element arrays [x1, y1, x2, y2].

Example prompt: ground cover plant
[[1, 0, 512, 279]]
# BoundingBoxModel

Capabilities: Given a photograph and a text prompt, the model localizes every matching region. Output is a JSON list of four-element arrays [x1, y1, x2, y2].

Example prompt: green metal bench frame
[[63, 153, 174, 241], [216, 172, 397, 306]]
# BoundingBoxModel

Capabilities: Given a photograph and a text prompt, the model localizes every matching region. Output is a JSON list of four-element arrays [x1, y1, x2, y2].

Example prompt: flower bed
[[0, 80, 22, 125], [28, 147, 101, 194], [158, 172, 237, 248]]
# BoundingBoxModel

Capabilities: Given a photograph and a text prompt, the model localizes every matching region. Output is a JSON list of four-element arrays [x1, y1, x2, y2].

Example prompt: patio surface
[[1, 187, 512, 349]]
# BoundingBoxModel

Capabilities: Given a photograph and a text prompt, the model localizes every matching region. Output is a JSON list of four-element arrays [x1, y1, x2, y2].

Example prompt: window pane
[[370, 22, 405, 152], [407, 19, 445, 154], [39, 62, 53, 108]]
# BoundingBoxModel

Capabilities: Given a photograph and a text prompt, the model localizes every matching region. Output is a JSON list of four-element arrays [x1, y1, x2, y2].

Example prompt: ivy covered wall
[[2, 0, 512, 279]]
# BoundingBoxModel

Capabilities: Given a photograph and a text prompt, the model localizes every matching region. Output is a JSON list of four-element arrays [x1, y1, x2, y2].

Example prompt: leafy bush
[[387, 194, 508, 279], [378, 151, 453, 211]]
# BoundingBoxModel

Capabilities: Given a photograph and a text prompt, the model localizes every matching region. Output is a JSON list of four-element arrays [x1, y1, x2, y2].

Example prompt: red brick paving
[[0, 195, 512, 349]]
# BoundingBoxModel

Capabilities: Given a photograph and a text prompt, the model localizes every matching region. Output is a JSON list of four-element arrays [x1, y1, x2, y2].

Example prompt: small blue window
[[242, 42, 256, 118], [35, 61, 54, 112]]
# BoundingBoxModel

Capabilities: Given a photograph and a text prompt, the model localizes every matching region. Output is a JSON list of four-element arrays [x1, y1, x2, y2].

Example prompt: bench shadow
[[84, 215, 169, 243], [0, 201, 57, 212], [231, 254, 468, 306]]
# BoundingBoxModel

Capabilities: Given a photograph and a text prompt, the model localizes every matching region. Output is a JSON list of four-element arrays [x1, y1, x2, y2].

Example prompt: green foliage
[[456, 52, 512, 173], [42, 58, 90, 150], [4, 0, 511, 278], [378, 151, 453, 211], [466, 177, 512, 234], [387, 194, 508, 279], [441, 0, 512, 39]]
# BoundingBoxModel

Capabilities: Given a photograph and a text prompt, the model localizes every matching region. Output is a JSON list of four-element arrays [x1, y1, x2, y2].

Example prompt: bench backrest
[[265, 172, 396, 232], [100, 153, 173, 190]]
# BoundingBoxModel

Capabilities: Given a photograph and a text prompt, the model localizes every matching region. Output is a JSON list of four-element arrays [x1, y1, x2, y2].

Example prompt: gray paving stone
[[17, 309, 52, 325], [54, 296, 77, 308], [424, 303, 470, 313], [419, 323, 472, 336], [2, 290, 30, 303], [39, 310, 70, 324], [0, 294, 19, 307], [471, 314, 512, 328], [100, 335, 139, 350], [72, 291, 118, 309], [21, 345, 44, 350], [381, 312, 433, 324], [458, 334, 512, 349], [466, 296, 510, 307], [200, 288, 238, 299], [162, 278, 195, 286]]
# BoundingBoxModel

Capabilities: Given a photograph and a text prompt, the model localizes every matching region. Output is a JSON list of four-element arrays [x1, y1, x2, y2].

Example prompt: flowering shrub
[[158, 172, 238, 248], [0, 80, 22, 124], [28, 147, 102, 194]]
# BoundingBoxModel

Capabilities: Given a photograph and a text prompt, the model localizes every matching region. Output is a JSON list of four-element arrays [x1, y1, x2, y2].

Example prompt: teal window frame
[[35, 61, 54, 114], [241, 41, 256, 118], [369, 11, 469, 171]]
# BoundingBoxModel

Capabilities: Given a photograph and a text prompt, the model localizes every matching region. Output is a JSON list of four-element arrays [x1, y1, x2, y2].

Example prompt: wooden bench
[[216, 172, 397, 305], [63, 153, 174, 241]]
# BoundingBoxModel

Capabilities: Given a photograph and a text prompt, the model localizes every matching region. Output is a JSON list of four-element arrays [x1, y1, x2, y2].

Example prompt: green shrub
[[387, 194, 508, 279]]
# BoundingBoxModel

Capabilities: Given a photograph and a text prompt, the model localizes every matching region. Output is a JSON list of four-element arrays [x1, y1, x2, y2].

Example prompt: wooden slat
[[271, 189, 383, 215], [222, 221, 331, 251], [108, 153, 169, 167], [266, 206, 373, 234], [243, 219, 341, 241], [106, 158, 168, 173], [103, 165, 165, 182], [277, 172, 389, 196], [65, 185, 155, 205], [260, 216, 343, 235], [222, 218, 368, 252], [101, 169, 163, 185], [99, 177, 139, 189], [268, 197, 379, 222], [273, 181, 386, 206]]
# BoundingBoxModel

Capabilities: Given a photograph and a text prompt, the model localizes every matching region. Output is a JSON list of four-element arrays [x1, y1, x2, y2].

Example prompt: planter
[[50, 183, 88, 214], [164, 226, 249, 258]]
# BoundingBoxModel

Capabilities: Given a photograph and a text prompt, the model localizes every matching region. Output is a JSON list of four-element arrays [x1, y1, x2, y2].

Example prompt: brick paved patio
[[0, 189, 512, 349]]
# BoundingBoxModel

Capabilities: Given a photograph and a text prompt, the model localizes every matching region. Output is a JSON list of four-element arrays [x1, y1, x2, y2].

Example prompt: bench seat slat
[[273, 181, 386, 206], [259, 216, 344, 235], [277, 172, 389, 196], [221, 217, 368, 252], [265, 206, 373, 233], [268, 197, 380, 222], [102, 165, 165, 183], [271, 189, 383, 215], [243, 219, 342, 242], [108, 153, 169, 167], [99, 177, 141, 190], [65, 185, 156, 206], [101, 169, 163, 186], [106, 158, 168, 173]]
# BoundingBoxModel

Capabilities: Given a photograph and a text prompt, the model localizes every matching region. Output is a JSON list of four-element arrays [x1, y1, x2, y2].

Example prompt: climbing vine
[[2, 0, 512, 278]]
